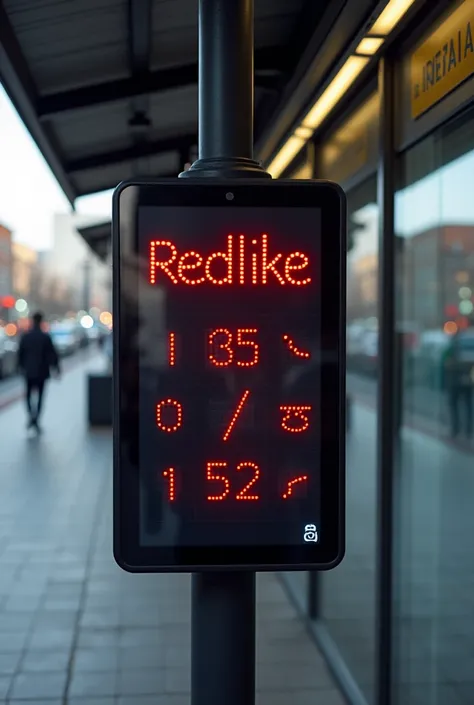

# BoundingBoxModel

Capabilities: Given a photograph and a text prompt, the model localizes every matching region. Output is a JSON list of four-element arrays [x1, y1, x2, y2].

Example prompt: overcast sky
[[0, 86, 112, 250]]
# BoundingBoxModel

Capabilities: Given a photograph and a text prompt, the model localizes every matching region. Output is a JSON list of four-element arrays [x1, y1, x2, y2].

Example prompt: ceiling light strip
[[266, 0, 417, 178]]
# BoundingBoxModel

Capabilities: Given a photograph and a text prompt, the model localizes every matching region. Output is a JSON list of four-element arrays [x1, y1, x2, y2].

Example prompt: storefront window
[[320, 178, 379, 705], [289, 159, 313, 179], [393, 106, 474, 705], [313, 91, 380, 705], [280, 92, 380, 703]]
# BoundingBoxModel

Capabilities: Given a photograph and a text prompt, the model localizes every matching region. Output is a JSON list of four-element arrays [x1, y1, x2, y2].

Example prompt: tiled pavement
[[0, 357, 344, 705]]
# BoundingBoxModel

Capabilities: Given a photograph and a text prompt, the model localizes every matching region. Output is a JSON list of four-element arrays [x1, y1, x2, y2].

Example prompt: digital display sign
[[113, 180, 346, 572]]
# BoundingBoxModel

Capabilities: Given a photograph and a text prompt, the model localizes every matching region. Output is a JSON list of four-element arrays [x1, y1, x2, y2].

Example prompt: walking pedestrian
[[443, 327, 474, 439], [17, 312, 61, 433]]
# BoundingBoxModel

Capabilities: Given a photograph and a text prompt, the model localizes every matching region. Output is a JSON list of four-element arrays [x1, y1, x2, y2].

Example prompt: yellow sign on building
[[411, 0, 474, 119]]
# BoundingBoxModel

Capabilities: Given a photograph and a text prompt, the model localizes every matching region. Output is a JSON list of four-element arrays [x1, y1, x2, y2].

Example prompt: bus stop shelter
[[0, 0, 381, 205]]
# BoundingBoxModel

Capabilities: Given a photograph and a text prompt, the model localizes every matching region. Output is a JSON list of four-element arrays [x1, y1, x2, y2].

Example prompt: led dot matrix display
[[114, 180, 345, 571]]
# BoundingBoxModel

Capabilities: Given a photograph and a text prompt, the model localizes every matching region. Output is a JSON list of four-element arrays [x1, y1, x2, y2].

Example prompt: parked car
[[86, 322, 109, 347], [75, 323, 90, 349], [49, 322, 80, 357], [0, 329, 18, 379], [346, 319, 379, 376]]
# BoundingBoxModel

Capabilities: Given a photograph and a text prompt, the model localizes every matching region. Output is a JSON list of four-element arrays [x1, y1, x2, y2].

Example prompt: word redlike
[[149, 234, 311, 286]]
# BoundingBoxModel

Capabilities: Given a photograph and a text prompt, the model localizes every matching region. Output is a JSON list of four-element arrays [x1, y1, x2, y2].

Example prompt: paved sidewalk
[[0, 357, 343, 704]]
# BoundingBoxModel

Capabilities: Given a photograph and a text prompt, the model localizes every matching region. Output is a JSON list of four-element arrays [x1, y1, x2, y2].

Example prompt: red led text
[[149, 234, 311, 287], [163, 468, 176, 501], [207, 462, 231, 501], [206, 461, 260, 501], [236, 462, 260, 500], [156, 399, 183, 433], [223, 390, 250, 441], [208, 328, 259, 368], [280, 405, 311, 433], [168, 332, 176, 366], [160, 466, 311, 502], [282, 475, 308, 499], [283, 334, 311, 359]]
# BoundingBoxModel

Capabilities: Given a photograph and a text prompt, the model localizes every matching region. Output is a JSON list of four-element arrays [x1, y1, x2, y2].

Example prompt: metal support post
[[83, 257, 92, 312], [191, 572, 256, 705], [375, 56, 396, 705], [179, 1, 269, 703], [180, 0, 270, 179], [198, 0, 254, 161]]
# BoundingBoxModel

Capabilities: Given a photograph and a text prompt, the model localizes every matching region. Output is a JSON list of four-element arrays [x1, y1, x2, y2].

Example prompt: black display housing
[[113, 179, 346, 572]]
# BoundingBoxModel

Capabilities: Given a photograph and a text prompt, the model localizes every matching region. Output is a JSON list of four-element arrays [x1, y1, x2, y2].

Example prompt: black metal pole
[[191, 572, 256, 705], [199, 0, 253, 160], [375, 56, 396, 705], [179, 1, 269, 703], [180, 0, 270, 178]]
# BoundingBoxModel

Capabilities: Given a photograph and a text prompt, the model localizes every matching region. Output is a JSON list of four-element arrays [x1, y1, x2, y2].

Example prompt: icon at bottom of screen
[[303, 524, 319, 543]]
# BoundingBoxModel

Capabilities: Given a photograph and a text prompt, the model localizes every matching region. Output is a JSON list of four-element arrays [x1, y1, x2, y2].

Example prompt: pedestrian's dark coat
[[18, 327, 60, 381]]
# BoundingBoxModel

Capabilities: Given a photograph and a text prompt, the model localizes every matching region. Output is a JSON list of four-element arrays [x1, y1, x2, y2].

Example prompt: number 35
[[208, 328, 259, 367]]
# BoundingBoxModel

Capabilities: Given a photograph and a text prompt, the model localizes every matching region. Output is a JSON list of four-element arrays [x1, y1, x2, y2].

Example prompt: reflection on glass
[[283, 570, 309, 612], [394, 107, 474, 705], [321, 177, 379, 704], [289, 160, 314, 179], [320, 92, 380, 186]]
